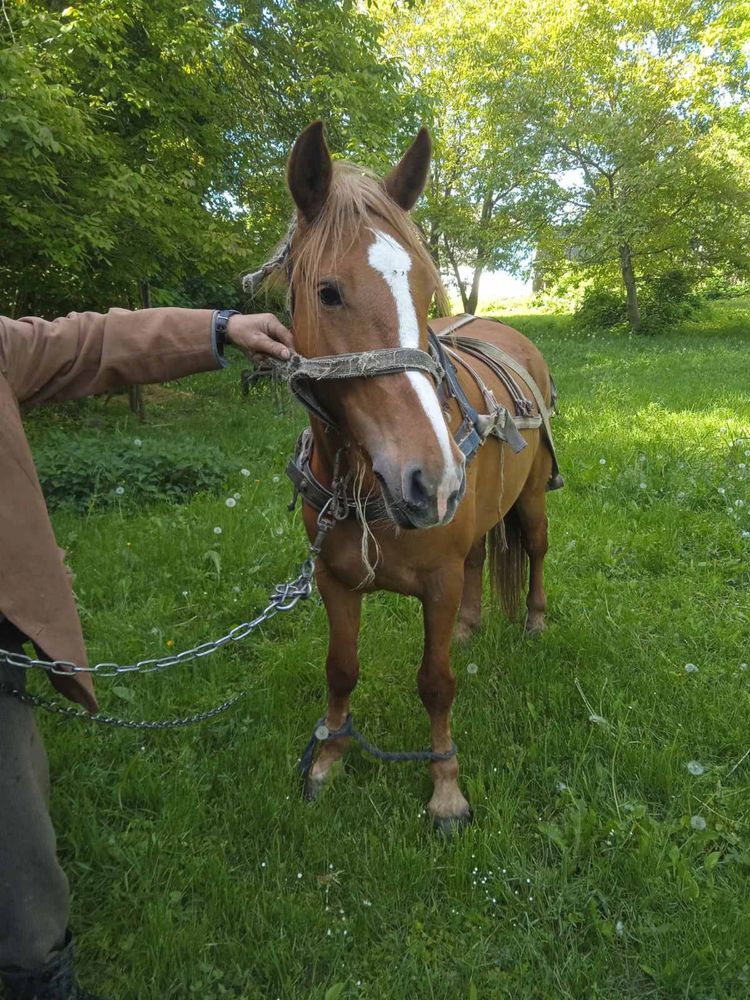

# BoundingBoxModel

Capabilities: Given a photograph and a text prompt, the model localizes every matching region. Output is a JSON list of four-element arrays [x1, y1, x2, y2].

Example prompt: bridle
[[242, 224, 537, 522]]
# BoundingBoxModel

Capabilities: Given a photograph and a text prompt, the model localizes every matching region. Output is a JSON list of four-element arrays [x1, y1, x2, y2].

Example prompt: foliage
[[23, 301, 750, 998], [377, 0, 750, 327], [34, 432, 230, 513], [574, 286, 627, 331], [0, 1, 419, 317], [376, 0, 553, 314]]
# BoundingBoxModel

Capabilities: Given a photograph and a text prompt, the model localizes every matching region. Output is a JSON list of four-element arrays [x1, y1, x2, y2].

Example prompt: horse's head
[[286, 121, 465, 529]]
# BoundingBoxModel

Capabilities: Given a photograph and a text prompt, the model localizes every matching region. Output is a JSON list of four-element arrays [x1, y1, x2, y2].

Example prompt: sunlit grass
[[20, 298, 750, 999]]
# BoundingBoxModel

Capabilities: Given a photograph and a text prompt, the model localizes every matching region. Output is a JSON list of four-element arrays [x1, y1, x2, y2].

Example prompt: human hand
[[226, 312, 293, 362]]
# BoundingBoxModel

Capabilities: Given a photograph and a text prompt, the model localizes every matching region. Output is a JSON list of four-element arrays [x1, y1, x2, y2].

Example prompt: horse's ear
[[287, 120, 333, 223], [383, 127, 432, 211]]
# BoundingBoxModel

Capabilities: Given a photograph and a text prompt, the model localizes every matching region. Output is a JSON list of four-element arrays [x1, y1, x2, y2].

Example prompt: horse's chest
[[319, 523, 423, 596]]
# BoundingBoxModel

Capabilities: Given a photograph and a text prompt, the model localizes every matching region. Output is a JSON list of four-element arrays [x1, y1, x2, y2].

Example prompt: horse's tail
[[488, 506, 527, 622]]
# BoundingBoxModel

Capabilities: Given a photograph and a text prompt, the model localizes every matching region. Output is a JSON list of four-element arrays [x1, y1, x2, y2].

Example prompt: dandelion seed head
[[686, 760, 706, 776], [690, 815, 707, 830], [213, 526, 222, 535], [115, 485, 125, 495], [226, 497, 237, 508], [684, 663, 698, 673], [467, 662, 479, 675], [241, 468, 250, 477], [133, 438, 142, 446]]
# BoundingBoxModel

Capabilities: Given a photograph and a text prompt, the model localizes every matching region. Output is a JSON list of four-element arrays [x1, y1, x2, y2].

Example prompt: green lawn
[[22, 298, 750, 999]]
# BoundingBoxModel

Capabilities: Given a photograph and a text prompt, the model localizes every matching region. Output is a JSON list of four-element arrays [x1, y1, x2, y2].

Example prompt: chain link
[[0, 683, 247, 730], [0, 484, 348, 729], [0, 498, 343, 678]]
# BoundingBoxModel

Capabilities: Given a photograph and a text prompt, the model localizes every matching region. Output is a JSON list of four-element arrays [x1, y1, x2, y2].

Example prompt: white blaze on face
[[367, 229, 462, 520]]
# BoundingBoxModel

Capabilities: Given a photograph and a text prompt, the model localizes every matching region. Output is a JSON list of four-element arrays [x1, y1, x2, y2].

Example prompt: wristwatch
[[212, 309, 240, 357]]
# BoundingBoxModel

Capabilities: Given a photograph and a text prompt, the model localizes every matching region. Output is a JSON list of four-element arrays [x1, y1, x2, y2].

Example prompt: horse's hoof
[[302, 775, 325, 802], [524, 617, 547, 637], [432, 810, 473, 837], [454, 622, 479, 643]]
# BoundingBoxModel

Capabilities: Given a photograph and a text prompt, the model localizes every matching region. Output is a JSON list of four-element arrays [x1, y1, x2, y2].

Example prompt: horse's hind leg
[[455, 536, 486, 642], [305, 564, 362, 800], [419, 571, 471, 832], [515, 448, 551, 635]]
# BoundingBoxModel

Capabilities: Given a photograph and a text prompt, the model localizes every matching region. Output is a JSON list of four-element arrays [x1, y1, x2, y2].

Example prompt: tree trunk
[[618, 243, 641, 331], [129, 280, 149, 420], [443, 238, 470, 313], [465, 265, 483, 314]]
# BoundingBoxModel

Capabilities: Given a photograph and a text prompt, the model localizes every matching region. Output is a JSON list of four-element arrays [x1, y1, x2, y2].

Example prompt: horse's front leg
[[305, 562, 362, 800], [418, 571, 471, 832]]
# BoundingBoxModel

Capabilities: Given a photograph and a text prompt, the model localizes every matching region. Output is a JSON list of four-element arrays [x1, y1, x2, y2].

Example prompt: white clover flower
[[226, 497, 237, 508], [240, 468, 250, 477], [690, 815, 707, 831], [684, 663, 698, 673], [213, 526, 222, 535], [686, 760, 706, 776], [115, 485, 125, 495]]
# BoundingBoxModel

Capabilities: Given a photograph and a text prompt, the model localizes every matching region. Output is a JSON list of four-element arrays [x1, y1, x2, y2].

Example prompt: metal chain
[[0, 492, 344, 679], [0, 683, 246, 730], [0, 481, 348, 729]]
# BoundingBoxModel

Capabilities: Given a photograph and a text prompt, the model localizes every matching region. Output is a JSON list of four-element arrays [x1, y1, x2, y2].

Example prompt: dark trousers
[[0, 620, 70, 971]]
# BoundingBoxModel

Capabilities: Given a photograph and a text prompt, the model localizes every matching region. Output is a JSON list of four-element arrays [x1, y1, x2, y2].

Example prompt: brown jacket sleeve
[[0, 307, 222, 406]]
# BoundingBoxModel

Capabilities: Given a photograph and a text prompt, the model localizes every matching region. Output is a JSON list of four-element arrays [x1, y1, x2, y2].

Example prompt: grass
[[20, 298, 750, 999]]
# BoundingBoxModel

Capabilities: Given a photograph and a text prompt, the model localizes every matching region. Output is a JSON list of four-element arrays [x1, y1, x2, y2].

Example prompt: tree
[[376, 0, 554, 314], [0, 1, 421, 317], [518, 0, 750, 329]]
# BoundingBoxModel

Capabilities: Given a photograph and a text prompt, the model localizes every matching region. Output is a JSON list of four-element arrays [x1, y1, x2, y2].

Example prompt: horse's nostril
[[404, 465, 430, 510], [447, 488, 461, 510]]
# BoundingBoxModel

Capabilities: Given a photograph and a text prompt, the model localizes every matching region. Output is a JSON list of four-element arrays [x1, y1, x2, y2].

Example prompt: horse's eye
[[319, 283, 342, 307]]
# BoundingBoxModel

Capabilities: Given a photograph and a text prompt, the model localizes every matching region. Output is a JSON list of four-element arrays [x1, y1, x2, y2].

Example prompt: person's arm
[[0, 307, 292, 406]]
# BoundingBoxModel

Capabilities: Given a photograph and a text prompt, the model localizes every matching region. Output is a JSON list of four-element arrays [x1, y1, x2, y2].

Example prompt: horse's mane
[[247, 161, 449, 320]]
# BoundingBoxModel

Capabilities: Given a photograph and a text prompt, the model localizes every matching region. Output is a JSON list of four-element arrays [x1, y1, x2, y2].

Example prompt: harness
[[283, 314, 563, 521]]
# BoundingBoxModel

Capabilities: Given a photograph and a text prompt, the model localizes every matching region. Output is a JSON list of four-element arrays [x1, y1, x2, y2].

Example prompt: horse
[[249, 122, 560, 831]]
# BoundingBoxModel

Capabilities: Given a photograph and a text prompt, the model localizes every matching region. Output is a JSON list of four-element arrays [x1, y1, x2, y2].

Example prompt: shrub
[[639, 269, 699, 333], [34, 434, 231, 513], [574, 286, 626, 330]]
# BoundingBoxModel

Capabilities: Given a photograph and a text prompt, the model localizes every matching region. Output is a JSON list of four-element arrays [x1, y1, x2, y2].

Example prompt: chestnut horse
[[262, 123, 558, 830]]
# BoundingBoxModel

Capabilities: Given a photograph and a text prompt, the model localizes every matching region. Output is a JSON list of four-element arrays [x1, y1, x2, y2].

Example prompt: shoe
[[0, 933, 110, 1000]]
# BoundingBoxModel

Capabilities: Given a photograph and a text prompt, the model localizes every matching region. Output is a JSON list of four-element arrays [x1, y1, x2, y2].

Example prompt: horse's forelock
[[249, 162, 448, 319]]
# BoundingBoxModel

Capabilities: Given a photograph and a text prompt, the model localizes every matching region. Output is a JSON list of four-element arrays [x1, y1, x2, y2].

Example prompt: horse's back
[[432, 315, 553, 409]]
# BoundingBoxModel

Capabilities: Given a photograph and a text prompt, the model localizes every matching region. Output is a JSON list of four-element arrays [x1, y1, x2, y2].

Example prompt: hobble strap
[[298, 714, 458, 779]]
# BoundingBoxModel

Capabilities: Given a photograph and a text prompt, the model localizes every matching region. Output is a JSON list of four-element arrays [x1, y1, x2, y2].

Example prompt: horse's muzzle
[[375, 465, 466, 530]]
